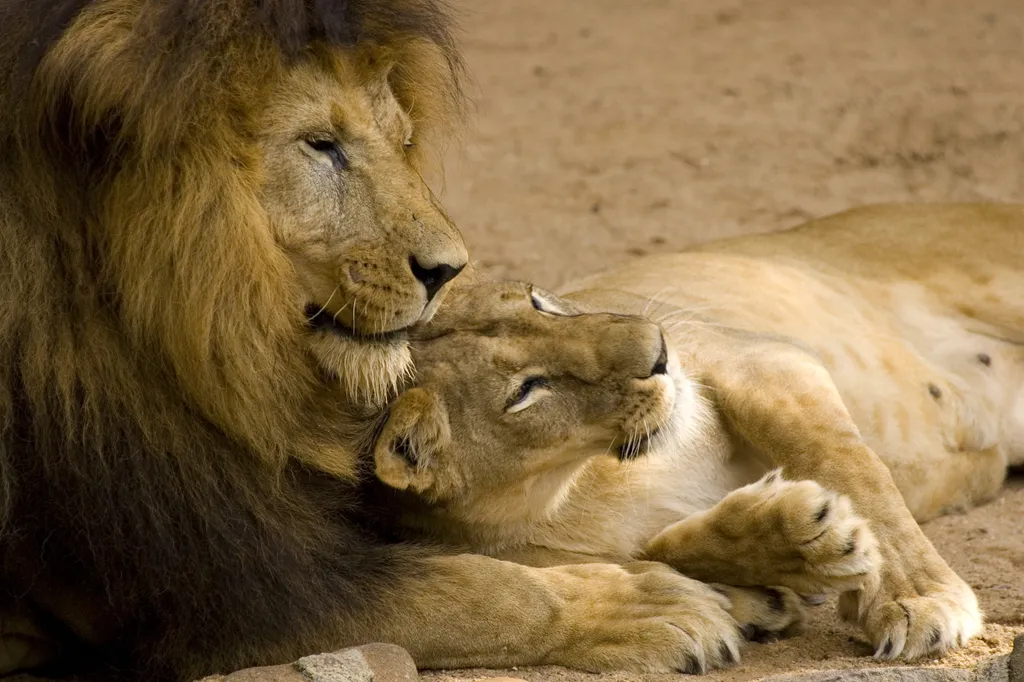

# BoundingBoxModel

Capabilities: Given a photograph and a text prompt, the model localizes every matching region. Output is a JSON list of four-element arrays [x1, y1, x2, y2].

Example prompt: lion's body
[[378, 203, 1023, 665]]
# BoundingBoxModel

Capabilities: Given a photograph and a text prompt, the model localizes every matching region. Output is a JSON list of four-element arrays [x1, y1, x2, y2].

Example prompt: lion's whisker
[[307, 285, 341, 323]]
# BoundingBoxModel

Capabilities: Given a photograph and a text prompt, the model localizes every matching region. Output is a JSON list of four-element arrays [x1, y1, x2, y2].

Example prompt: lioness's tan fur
[[375, 204, 1022, 671]]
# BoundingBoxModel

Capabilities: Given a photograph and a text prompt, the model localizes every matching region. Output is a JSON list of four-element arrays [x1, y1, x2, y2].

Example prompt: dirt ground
[[425, 0, 1024, 680]]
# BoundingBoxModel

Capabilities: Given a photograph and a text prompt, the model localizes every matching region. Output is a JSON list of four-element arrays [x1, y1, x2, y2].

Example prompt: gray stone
[[295, 644, 417, 682], [978, 654, 1012, 682], [1009, 634, 1024, 682], [353, 643, 419, 682]]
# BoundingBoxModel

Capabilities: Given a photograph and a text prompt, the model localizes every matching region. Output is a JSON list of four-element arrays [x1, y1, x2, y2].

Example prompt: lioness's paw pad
[[712, 584, 805, 642]]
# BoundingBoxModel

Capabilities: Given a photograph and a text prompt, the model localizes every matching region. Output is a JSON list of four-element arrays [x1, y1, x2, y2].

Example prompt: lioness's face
[[259, 50, 467, 405], [374, 282, 676, 521]]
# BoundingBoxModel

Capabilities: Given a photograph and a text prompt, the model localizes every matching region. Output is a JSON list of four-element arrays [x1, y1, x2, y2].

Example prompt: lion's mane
[[0, 1, 463, 679]]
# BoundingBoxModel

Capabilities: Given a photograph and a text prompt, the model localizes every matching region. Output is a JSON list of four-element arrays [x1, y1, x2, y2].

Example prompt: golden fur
[[374, 204, 1023, 671]]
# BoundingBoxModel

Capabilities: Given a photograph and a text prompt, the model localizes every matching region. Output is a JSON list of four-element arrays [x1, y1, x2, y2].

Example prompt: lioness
[[373, 204, 1023, 670]]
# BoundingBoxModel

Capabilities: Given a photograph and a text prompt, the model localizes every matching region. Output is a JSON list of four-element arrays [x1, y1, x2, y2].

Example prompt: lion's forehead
[[263, 63, 376, 135]]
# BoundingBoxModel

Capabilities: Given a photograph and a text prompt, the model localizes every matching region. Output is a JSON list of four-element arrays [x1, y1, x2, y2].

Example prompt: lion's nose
[[409, 256, 465, 302]]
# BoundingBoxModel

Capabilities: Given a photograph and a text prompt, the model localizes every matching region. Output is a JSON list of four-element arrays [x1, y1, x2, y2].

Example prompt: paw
[[711, 584, 806, 642], [545, 562, 742, 673], [838, 562, 982, 660], [736, 470, 882, 594]]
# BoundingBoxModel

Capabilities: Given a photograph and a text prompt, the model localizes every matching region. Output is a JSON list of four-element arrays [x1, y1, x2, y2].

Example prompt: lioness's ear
[[374, 387, 451, 495]]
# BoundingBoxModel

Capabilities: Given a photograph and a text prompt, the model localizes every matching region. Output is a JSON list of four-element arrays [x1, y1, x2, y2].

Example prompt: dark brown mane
[[1, 0, 464, 189], [4, 0, 463, 82], [0, 1, 464, 679]]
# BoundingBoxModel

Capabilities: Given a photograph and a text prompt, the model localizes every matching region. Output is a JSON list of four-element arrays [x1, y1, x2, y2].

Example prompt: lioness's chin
[[308, 332, 413, 408], [618, 374, 677, 461], [647, 368, 711, 454]]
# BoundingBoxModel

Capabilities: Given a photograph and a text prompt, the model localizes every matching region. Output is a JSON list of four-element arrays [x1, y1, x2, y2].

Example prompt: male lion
[[373, 204, 1023, 671], [0, 1, 741, 679]]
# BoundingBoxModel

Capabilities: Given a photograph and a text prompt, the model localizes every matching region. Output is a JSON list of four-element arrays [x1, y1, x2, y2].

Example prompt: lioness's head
[[373, 281, 684, 523]]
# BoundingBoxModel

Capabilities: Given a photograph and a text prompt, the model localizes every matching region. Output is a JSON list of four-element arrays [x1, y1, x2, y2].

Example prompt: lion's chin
[[308, 332, 413, 408]]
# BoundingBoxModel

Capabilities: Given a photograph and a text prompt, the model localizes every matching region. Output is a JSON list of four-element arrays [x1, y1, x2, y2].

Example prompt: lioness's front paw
[[711, 584, 806, 642], [755, 471, 882, 594], [646, 470, 881, 595], [544, 562, 742, 673], [838, 560, 982, 660]]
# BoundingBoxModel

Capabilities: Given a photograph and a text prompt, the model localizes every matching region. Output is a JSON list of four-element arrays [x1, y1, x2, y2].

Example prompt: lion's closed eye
[[303, 137, 349, 171], [506, 376, 550, 414]]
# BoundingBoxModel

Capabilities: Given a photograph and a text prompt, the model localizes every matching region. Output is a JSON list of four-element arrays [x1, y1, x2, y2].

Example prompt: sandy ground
[[425, 0, 1024, 680]]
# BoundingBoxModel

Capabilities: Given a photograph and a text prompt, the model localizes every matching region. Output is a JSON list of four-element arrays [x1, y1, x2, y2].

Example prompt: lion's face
[[373, 281, 677, 523], [260, 53, 468, 406]]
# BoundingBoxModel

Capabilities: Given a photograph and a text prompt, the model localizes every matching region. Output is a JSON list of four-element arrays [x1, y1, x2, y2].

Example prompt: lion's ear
[[374, 387, 451, 495]]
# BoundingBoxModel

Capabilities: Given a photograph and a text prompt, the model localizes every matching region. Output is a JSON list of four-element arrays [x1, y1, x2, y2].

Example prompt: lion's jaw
[[305, 318, 413, 407]]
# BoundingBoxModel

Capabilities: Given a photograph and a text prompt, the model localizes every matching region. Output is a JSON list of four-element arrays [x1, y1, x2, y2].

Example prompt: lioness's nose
[[409, 256, 465, 302]]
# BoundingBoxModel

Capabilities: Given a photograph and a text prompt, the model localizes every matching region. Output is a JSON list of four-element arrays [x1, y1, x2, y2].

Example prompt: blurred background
[[439, 0, 1024, 287]]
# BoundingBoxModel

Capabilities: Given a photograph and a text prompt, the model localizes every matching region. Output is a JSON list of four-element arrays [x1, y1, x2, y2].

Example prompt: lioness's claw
[[841, 572, 983, 661]]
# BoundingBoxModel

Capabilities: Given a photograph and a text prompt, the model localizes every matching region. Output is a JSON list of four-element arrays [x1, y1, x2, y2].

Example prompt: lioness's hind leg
[[644, 470, 881, 596], [711, 584, 806, 642]]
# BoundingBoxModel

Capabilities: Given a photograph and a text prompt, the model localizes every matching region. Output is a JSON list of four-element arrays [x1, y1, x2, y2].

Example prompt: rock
[[1010, 634, 1024, 682], [295, 643, 418, 682], [193, 643, 418, 682]]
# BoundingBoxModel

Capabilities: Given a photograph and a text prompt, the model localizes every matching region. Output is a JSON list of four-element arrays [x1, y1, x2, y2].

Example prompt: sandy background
[[426, 0, 1024, 680]]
